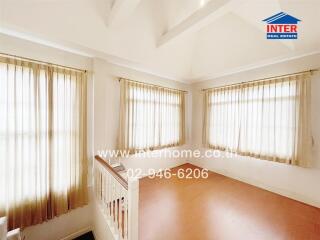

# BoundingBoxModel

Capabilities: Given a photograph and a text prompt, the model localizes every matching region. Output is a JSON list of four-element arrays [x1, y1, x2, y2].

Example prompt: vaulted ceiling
[[0, 0, 319, 82]]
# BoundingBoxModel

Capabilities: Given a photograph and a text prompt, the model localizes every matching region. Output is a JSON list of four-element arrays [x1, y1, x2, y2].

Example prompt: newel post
[[128, 178, 139, 240]]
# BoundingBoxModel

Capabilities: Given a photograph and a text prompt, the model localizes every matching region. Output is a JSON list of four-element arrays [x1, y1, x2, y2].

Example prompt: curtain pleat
[[118, 79, 185, 152], [0, 57, 88, 230], [203, 73, 312, 167]]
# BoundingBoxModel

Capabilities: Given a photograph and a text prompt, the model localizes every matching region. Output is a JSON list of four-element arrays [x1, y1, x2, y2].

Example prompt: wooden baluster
[[119, 187, 123, 239], [103, 171, 107, 214], [114, 180, 118, 232], [123, 187, 128, 240], [124, 195, 128, 240], [105, 172, 109, 217], [107, 173, 109, 214], [116, 184, 120, 236], [111, 177, 114, 225], [128, 179, 139, 240], [108, 173, 111, 219]]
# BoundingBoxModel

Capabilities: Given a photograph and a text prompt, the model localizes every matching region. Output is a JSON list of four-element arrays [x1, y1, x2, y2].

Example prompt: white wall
[[93, 57, 193, 173], [191, 53, 320, 207], [0, 33, 95, 240], [21, 195, 93, 240]]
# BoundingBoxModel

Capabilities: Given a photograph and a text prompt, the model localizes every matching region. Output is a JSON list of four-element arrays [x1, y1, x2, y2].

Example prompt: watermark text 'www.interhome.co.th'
[[97, 148, 236, 160]]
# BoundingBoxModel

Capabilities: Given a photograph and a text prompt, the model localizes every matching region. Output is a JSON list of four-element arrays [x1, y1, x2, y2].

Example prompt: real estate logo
[[263, 12, 301, 39]]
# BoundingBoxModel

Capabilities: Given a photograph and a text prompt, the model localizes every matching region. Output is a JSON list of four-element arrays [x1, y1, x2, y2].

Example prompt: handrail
[[95, 155, 128, 190]]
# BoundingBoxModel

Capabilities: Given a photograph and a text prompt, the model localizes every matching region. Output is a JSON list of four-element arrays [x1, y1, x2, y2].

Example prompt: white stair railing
[[94, 156, 139, 240]]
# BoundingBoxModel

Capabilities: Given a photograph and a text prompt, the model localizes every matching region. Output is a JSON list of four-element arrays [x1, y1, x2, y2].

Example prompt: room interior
[[0, 0, 320, 239]]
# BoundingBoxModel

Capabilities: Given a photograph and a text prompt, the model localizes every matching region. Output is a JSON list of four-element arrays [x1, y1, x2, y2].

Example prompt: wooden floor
[[139, 164, 320, 240]]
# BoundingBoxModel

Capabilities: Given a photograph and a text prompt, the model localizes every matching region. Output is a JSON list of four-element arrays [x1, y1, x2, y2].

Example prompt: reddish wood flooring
[[139, 164, 320, 240]]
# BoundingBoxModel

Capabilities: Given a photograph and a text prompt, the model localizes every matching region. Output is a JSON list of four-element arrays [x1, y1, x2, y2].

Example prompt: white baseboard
[[60, 226, 93, 240], [191, 162, 320, 208]]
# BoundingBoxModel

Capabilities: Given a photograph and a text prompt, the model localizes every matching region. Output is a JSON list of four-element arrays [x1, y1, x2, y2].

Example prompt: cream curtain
[[203, 73, 312, 167], [0, 56, 88, 230], [118, 79, 185, 152]]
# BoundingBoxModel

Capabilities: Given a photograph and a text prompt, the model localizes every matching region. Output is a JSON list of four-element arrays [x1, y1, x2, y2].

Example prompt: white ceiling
[[0, 0, 319, 83]]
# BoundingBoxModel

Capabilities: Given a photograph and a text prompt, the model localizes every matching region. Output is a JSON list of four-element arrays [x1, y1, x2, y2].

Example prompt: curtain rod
[[0, 52, 87, 73], [119, 78, 188, 94], [201, 68, 319, 92]]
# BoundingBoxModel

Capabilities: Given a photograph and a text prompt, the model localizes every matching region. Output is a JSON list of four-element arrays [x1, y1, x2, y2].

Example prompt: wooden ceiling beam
[[157, 0, 234, 47]]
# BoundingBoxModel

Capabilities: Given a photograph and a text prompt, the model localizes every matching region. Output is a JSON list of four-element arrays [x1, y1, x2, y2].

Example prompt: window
[[118, 79, 185, 152], [203, 73, 312, 166], [0, 56, 88, 230]]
